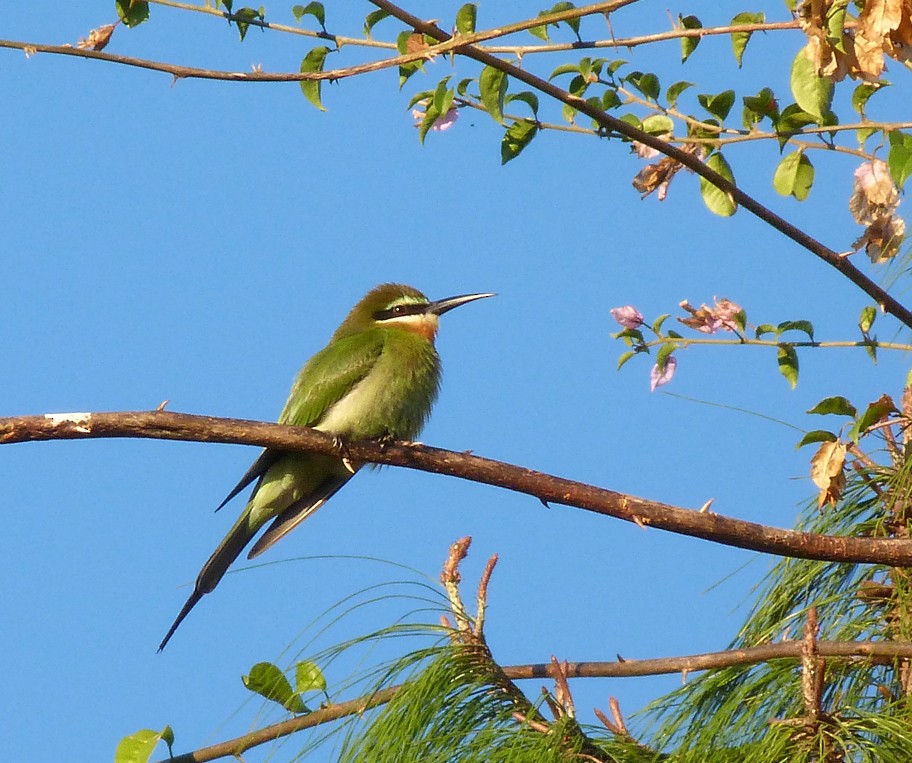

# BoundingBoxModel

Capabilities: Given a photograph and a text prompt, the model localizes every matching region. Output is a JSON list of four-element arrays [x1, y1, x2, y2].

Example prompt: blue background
[[2, 2, 909, 760]]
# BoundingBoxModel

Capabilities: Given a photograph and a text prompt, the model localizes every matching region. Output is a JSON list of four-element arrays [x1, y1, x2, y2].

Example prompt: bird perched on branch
[[159, 283, 494, 650]]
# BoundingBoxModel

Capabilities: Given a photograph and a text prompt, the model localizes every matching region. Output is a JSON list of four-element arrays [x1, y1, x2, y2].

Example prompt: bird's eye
[[393, 305, 405, 315]]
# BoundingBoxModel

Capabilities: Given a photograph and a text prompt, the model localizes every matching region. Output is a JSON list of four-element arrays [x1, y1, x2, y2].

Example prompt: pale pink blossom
[[412, 106, 459, 132], [850, 160, 900, 225], [610, 305, 645, 329], [650, 356, 677, 391]]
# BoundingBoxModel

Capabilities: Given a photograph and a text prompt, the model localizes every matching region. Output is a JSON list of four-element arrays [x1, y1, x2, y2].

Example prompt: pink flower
[[610, 305, 645, 329], [650, 356, 677, 391], [412, 106, 459, 132]]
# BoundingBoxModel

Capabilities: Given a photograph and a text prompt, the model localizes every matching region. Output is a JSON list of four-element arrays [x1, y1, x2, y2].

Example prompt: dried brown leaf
[[811, 440, 847, 507]]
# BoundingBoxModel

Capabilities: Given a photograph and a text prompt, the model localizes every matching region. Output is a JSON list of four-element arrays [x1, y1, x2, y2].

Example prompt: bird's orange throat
[[391, 314, 439, 341]]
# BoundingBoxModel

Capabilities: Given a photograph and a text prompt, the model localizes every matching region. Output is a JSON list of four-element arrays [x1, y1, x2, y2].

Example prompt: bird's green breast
[[312, 326, 441, 441]]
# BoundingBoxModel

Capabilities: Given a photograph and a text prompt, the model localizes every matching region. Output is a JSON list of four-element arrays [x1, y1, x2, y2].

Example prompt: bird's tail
[[158, 508, 256, 651]]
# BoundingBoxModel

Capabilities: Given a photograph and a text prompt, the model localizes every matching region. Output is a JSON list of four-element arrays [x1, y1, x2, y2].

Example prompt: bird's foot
[[332, 435, 358, 474]]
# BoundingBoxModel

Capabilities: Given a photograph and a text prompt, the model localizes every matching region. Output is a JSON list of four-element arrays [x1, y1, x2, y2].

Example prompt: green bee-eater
[[159, 283, 494, 650]]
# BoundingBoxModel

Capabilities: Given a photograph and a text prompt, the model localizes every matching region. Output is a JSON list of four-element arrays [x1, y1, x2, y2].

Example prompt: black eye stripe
[[374, 303, 428, 321]]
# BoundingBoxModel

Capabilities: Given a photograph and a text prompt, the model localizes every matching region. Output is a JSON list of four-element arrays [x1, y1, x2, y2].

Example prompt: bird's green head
[[332, 283, 495, 342]]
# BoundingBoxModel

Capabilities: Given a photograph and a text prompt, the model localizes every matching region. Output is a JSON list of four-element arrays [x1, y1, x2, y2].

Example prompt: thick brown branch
[[368, 0, 912, 331], [5, 410, 912, 564]]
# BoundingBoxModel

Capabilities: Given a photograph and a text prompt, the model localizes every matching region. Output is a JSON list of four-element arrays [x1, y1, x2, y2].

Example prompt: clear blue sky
[[3, 2, 909, 760]]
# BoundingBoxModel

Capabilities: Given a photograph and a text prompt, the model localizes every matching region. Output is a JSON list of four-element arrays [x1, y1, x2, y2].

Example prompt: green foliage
[[230, 7, 265, 41], [790, 49, 833, 121], [698, 89, 736, 121], [644, 471, 912, 760], [114, 726, 173, 763], [859, 306, 877, 335], [730, 12, 764, 67], [887, 131, 912, 189], [852, 82, 888, 117], [501, 119, 539, 164], [529, 2, 582, 42], [242, 659, 327, 713], [807, 396, 857, 418], [293, 2, 327, 32], [776, 343, 799, 388], [796, 429, 838, 448], [363, 9, 390, 37], [699, 152, 737, 217], [627, 71, 661, 101], [479, 66, 508, 124], [742, 87, 779, 128], [115, 0, 149, 28], [679, 15, 701, 62], [773, 150, 814, 201], [666, 80, 693, 109], [300, 46, 332, 111], [456, 3, 477, 35], [338, 644, 609, 763]]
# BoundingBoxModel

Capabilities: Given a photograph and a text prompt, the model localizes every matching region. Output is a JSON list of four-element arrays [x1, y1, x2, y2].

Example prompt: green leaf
[[776, 319, 814, 340], [115, 0, 150, 27], [655, 341, 676, 370], [742, 87, 779, 128], [363, 9, 389, 37], [679, 15, 702, 62], [697, 90, 736, 121], [699, 152, 737, 217], [296, 660, 327, 693], [849, 395, 896, 443], [859, 306, 877, 334], [114, 728, 172, 763], [552, 1, 581, 39], [617, 350, 637, 370], [506, 91, 540, 118], [797, 430, 838, 448], [652, 313, 671, 334], [777, 344, 799, 389], [456, 77, 474, 97], [299, 46, 331, 111], [774, 103, 819, 148], [730, 12, 764, 66], [666, 80, 694, 109], [479, 66, 508, 124], [826, 0, 848, 50], [666, 330, 683, 340], [807, 396, 857, 417], [292, 2, 325, 30], [755, 323, 776, 338], [790, 48, 833, 121], [501, 119, 539, 165], [772, 150, 814, 200], [641, 114, 674, 136], [626, 71, 660, 101], [851, 82, 888, 117], [456, 3, 477, 34], [888, 131, 912, 189], [549, 62, 580, 80], [232, 7, 264, 41], [243, 662, 308, 714], [601, 89, 621, 110]]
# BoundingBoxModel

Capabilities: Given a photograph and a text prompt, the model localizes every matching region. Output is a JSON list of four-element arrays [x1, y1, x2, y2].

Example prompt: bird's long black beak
[[428, 292, 496, 316]]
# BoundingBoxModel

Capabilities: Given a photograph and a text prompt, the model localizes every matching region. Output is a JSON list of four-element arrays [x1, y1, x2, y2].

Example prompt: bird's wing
[[215, 448, 280, 511], [246, 471, 351, 559], [278, 329, 384, 427]]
